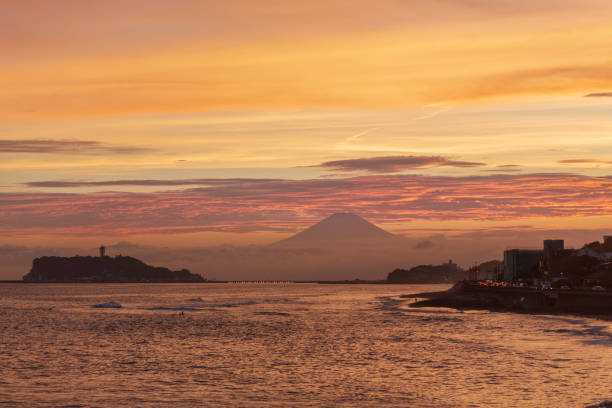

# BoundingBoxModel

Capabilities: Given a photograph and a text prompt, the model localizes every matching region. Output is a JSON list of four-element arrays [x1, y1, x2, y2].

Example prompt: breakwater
[[411, 282, 612, 315]]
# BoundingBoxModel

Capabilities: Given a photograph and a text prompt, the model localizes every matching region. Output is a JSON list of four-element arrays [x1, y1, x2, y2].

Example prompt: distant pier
[[226, 280, 295, 284]]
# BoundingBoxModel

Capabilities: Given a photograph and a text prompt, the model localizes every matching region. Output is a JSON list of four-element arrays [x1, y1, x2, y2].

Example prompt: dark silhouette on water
[[23, 255, 204, 283], [387, 260, 467, 283]]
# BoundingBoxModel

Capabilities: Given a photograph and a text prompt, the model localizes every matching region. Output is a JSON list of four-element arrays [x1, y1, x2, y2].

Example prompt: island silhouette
[[23, 254, 204, 283]]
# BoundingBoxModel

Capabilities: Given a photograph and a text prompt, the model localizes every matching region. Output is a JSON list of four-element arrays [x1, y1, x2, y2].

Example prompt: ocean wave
[[253, 311, 291, 316], [586, 402, 612, 408], [147, 306, 206, 311], [543, 326, 612, 345], [215, 301, 258, 308], [92, 301, 122, 309]]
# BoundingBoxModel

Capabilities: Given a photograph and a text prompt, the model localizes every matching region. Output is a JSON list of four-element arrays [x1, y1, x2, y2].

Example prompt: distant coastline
[[1, 279, 452, 285]]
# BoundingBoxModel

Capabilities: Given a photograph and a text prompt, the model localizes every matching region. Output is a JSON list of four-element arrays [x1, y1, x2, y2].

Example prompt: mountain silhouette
[[272, 213, 395, 247]]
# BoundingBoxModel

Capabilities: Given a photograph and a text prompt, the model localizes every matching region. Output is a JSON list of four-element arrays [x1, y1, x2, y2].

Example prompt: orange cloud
[[3, 1, 612, 119]]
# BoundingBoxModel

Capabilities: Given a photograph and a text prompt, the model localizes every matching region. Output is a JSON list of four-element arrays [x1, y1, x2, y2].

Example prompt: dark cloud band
[[316, 155, 486, 173]]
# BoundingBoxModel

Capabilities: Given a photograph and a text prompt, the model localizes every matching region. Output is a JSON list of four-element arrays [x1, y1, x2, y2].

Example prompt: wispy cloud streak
[[25, 178, 273, 188], [584, 92, 612, 97], [559, 159, 612, 165], [0, 139, 148, 154]]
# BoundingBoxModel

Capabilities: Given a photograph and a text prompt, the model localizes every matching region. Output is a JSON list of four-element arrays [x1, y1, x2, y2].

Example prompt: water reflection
[[1, 283, 611, 407]]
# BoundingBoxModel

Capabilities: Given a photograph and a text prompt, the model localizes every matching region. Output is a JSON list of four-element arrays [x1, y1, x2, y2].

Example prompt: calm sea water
[[1, 283, 611, 407]]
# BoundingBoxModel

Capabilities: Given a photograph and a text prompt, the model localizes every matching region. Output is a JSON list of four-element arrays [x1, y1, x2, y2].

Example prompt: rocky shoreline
[[409, 281, 612, 315]]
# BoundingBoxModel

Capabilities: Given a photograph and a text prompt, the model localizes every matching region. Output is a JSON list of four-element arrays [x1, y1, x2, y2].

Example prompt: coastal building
[[542, 240, 564, 273], [99, 245, 106, 257], [503, 249, 543, 281], [576, 235, 612, 261], [543, 239, 564, 255]]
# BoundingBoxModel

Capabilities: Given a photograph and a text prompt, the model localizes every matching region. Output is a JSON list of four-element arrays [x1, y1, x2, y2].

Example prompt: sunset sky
[[2, 0, 612, 278]]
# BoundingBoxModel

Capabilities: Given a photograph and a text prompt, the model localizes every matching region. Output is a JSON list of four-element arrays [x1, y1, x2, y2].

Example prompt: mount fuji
[[271, 213, 398, 248]]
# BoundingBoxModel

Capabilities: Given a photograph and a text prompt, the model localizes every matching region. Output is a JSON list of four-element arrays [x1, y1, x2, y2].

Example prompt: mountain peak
[[316, 212, 386, 229], [323, 212, 364, 221], [272, 213, 394, 247]]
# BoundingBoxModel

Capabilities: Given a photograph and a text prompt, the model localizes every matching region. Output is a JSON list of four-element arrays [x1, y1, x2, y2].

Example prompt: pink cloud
[[3, 173, 612, 236]]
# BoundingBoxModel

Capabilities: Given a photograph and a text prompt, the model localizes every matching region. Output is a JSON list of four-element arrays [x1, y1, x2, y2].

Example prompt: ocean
[[1, 283, 611, 407]]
